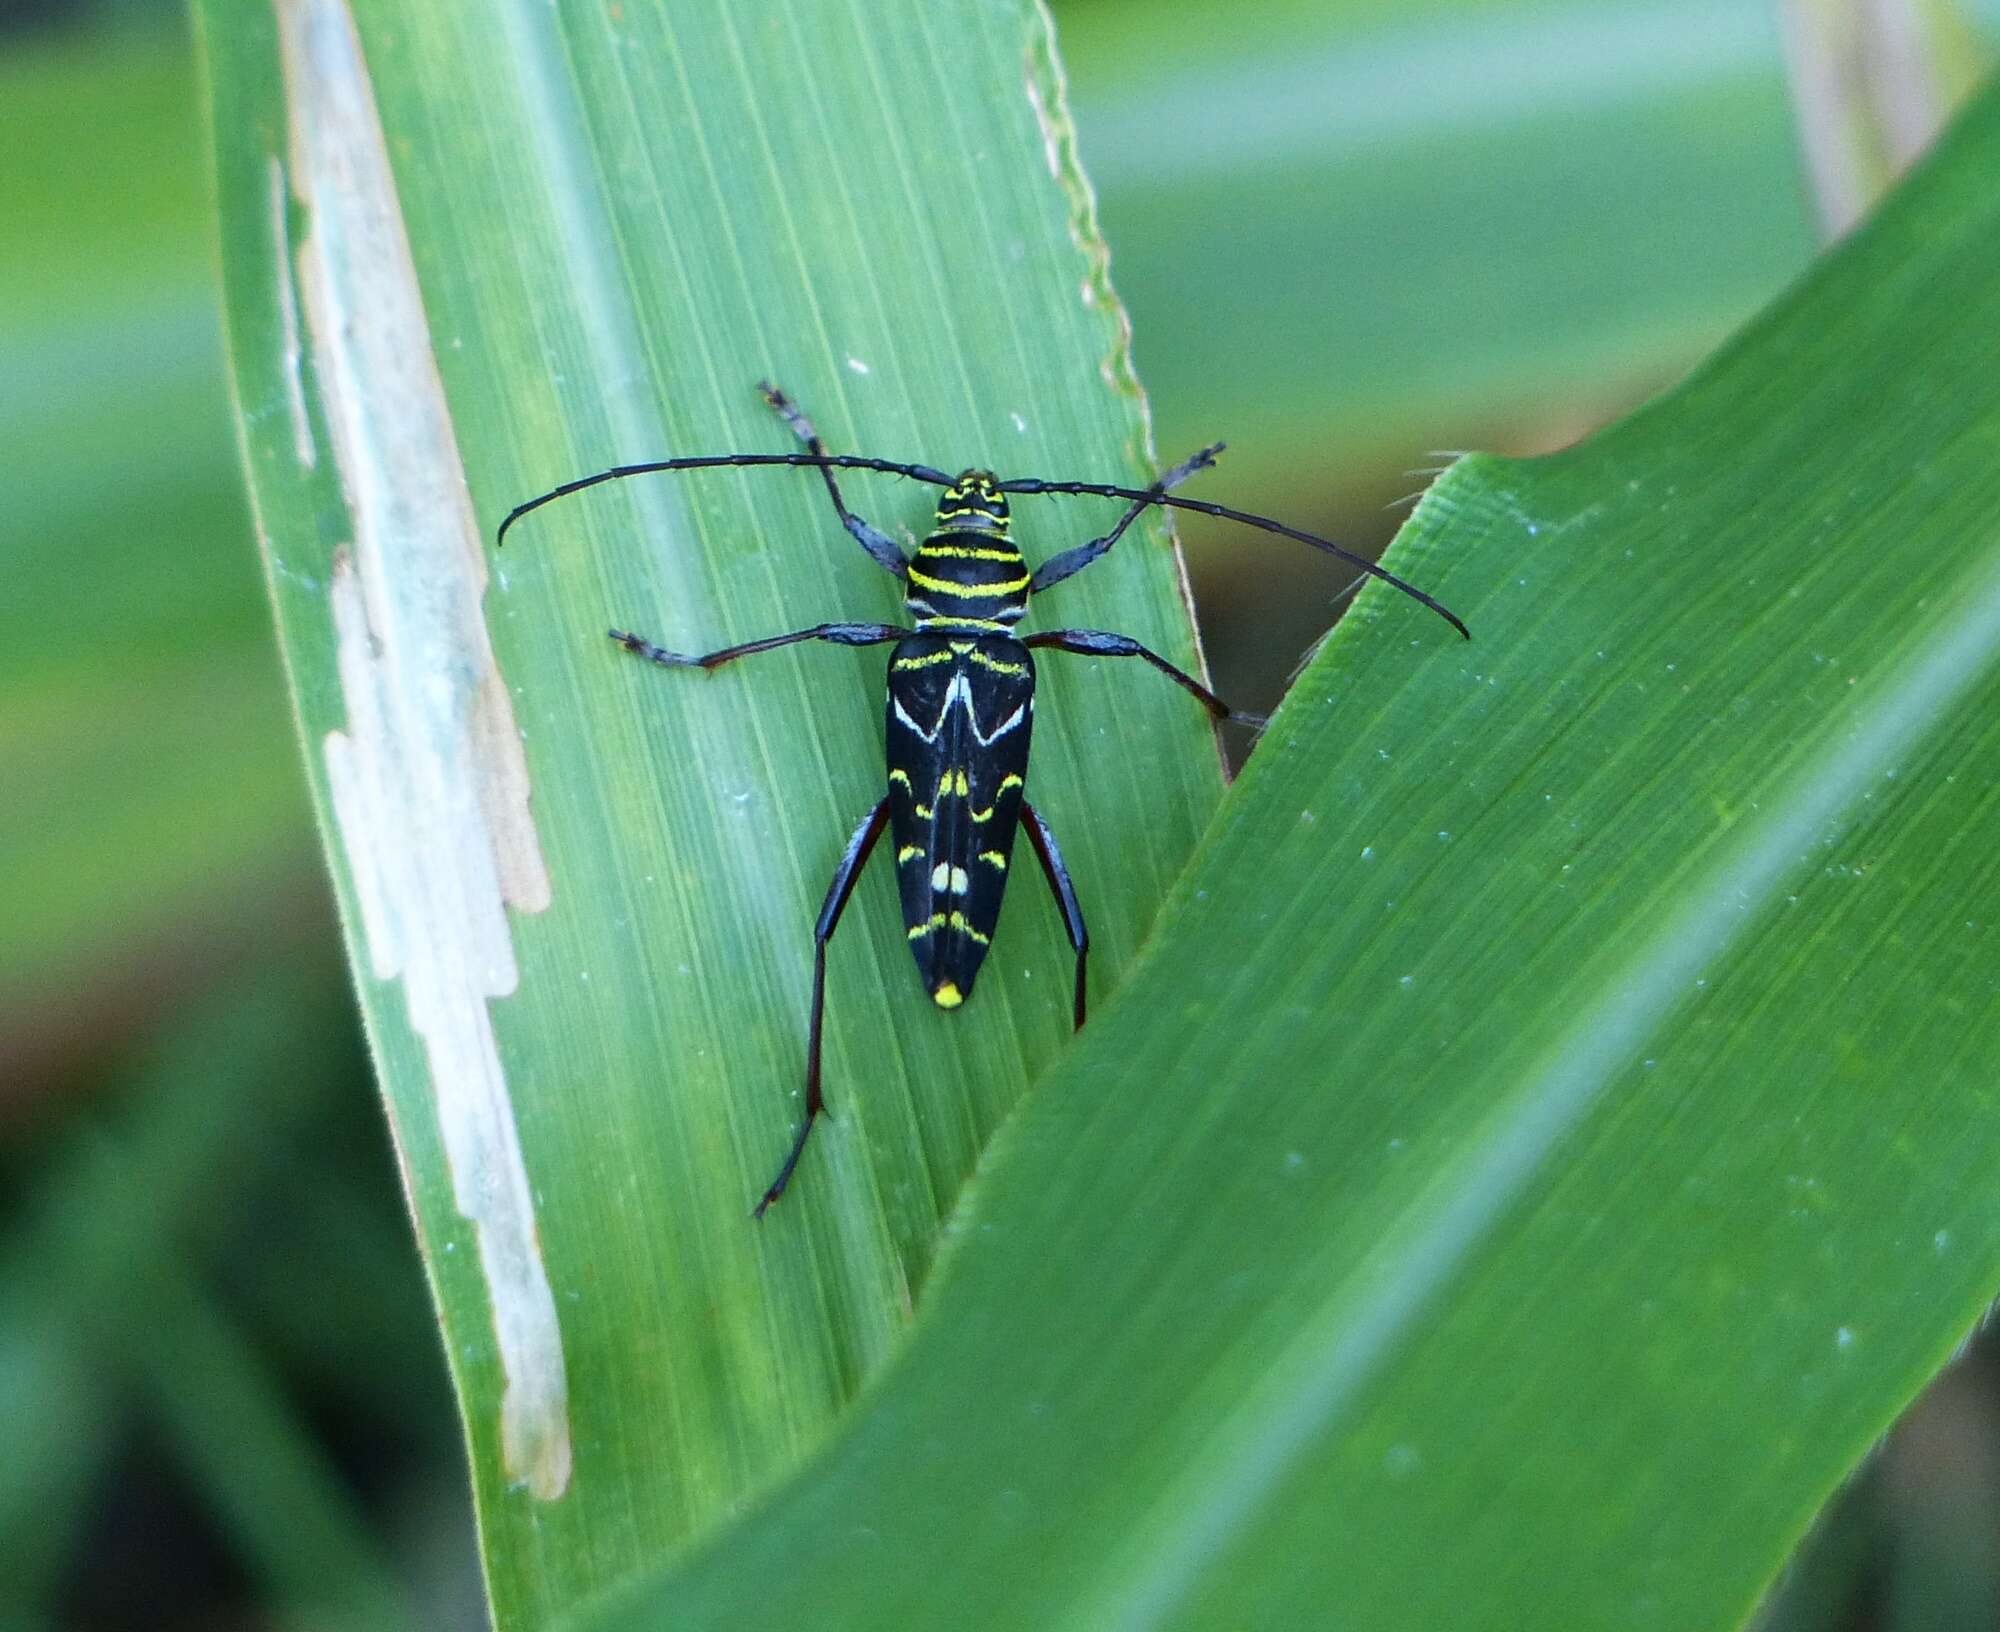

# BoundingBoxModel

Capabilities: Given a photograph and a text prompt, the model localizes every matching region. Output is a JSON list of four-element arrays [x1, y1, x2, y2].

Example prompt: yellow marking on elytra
[[947, 912, 990, 945], [889, 768, 913, 789], [935, 768, 970, 803], [891, 647, 957, 670], [967, 648, 1027, 676], [897, 845, 923, 863], [910, 910, 952, 941], [914, 802, 934, 819], [978, 850, 1007, 870], [932, 982, 964, 1009], [907, 566, 1031, 597], [969, 774, 1025, 824], [918, 545, 1020, 561], [909, 910, 987, 946]]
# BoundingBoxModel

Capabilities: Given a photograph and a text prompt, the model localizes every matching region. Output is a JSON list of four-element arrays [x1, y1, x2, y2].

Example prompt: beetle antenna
[[996, 476, 1469, 639], [495, 452, 955, 547]]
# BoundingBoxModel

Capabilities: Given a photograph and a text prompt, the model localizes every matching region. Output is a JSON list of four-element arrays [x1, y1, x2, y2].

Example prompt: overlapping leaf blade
[[576, 77, 2000, 1632]]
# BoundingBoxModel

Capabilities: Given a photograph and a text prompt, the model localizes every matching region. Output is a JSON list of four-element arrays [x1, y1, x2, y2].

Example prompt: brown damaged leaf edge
[[275, 0, 569, 1500]]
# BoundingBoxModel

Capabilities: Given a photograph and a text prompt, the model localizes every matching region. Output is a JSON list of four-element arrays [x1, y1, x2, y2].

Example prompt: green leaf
[[199, 0, 1223, 1622], [1066, 0, 1830, 479], [136, 1263, 414, 1630], [1072, 0, 1998, 492], [0, 36, 301, 999], [574, 74, 2000, 1632], [0, 971, 361, 1610]]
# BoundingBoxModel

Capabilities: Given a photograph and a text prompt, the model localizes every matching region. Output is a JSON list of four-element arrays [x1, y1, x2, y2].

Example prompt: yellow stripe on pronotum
[[906, 565, 1032, 598]]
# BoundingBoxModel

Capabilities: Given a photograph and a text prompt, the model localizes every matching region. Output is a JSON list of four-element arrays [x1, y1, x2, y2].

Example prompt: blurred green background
[[4, 1, 1997, 1626]]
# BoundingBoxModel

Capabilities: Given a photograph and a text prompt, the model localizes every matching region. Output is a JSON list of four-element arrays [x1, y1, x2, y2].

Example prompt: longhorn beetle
[[498, 383, 1467, 1215]]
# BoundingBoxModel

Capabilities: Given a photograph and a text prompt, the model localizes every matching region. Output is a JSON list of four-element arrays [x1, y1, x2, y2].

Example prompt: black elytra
[[496, 383, 1467, 1215]]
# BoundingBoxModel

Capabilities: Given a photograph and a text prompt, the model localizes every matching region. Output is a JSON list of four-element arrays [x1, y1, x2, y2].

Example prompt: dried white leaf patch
[[279, 0, 568, 1501]]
